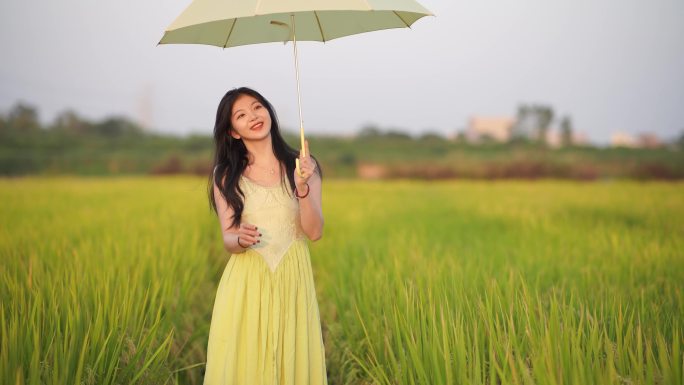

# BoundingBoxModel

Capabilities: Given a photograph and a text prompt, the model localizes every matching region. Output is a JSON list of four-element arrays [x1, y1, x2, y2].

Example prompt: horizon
[[4, 97, 683, 147]]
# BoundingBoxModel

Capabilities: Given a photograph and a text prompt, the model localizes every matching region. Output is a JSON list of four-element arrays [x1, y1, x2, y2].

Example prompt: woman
[[204, 87, 327, 384]]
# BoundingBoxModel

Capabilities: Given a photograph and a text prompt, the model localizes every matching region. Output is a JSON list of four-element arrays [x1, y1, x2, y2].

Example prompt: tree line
[[1, 101, 682, 179]]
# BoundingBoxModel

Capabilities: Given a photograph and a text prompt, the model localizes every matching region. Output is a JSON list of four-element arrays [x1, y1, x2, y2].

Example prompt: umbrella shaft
[[291, 14, 306, 157]]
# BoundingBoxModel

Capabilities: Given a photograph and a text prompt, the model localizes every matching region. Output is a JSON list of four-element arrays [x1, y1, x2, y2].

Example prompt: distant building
[[545, 130, 562, 148], [637, 133, 662, 148], [466, 116, 515, 143], [572, 131, 590, 146], [136, 83, 154, 131], [465, 115, 591, 147], [611, 131, 638, 148], [545, 129, 589, 148], [611, 131, 662, 148]]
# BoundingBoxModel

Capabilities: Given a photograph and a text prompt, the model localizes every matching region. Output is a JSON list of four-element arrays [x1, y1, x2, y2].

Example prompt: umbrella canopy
[[159, 0, 433, 47]]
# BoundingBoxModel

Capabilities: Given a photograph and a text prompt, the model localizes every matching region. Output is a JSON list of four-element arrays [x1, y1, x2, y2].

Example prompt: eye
[[236, 113, 245, 119], [254, 104, 263, 110]]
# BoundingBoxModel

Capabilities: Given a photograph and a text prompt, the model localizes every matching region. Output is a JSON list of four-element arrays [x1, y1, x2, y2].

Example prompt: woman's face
[[229, 93, 272, 141]]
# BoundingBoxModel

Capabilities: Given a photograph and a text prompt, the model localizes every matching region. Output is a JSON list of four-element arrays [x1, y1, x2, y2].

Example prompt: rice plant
[[1, 177, 682, 384]]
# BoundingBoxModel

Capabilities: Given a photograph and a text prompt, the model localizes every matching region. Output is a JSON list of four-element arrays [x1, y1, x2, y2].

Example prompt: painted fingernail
[[259, 233, 262, 236], [257, 240, 261, 243]]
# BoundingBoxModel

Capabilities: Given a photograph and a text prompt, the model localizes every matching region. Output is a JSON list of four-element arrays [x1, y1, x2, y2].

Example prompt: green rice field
[[1, 177, 682, 385]]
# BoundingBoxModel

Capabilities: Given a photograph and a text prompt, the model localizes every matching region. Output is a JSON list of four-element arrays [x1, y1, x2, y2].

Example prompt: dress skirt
[[202, 238, 328, 385]]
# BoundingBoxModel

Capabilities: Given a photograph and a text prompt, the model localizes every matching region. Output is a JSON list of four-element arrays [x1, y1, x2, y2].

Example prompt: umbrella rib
[[313, 11, 326, 42], [392, 11, 411, 28], [223, 19, 237, 48]]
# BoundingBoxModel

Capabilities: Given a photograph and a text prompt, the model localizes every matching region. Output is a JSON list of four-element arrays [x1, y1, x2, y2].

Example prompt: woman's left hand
[[295, 139, 316, 189]]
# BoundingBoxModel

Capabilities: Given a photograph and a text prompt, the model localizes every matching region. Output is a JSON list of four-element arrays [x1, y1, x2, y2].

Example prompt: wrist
[[236, 235, 249, 249], [294, 182, 310, 199]]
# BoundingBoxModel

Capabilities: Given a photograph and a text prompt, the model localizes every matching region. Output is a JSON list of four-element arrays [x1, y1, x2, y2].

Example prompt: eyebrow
[[232, 100, 261, 118]]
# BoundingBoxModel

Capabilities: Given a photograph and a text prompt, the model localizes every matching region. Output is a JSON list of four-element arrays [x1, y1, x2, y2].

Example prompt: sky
[[1, 0, 683, 144]]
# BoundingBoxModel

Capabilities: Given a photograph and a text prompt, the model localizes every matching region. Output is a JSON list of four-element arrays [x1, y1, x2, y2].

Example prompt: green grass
[[1, 177, 682, 384]]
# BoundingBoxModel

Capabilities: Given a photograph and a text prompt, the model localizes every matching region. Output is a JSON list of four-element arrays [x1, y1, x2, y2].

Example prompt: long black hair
[[207, 87, 322, 228]]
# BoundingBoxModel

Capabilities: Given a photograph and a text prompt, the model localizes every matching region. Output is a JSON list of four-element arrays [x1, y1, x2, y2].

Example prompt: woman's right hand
[[236, 222, 261, 248]]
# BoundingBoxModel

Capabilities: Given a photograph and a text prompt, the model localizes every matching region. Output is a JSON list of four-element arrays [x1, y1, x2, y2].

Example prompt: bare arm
[[297, 169, 323, 240], [213, 181, 261, 253], [294, 141, 324, 241]]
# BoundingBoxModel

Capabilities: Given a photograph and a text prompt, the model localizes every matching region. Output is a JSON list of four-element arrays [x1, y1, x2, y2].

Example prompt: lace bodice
[[239, 175, 305, 272]]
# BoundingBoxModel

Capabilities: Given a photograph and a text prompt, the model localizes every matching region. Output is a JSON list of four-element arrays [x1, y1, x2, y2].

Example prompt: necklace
[[249, 161, 277, 175]]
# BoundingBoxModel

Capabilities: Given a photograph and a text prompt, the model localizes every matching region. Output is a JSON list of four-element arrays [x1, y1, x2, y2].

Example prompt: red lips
[[250, 122, 263, 130]]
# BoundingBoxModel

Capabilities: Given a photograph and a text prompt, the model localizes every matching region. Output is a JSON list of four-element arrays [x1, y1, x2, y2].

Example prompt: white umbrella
[[159, 0, 433, 174]]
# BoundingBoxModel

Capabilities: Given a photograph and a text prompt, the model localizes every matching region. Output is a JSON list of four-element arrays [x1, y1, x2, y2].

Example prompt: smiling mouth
[[250, 122, 263, 130]]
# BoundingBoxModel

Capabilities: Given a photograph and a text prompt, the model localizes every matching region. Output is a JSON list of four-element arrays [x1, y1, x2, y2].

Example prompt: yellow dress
[[203, 174, 328, 385]]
